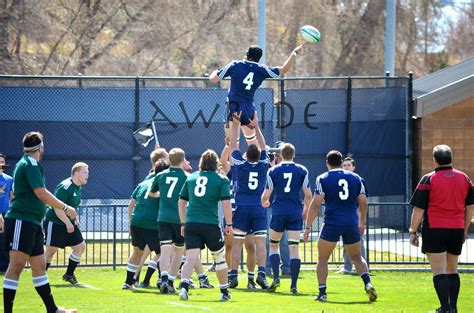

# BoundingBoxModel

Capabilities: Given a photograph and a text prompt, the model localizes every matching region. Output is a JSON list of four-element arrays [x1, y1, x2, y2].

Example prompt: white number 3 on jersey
[[338, 179, 349, 200], [243, 72, 254, 90]]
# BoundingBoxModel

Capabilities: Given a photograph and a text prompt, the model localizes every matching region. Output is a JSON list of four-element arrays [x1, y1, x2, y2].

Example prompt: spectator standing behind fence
[[3, 131, 77, 313], [409, 144, 474, 313], [338, 157, 367, 274], [0, 153, 13, 273], [304, 150, 377, 303], [44, 162, 89, 285]]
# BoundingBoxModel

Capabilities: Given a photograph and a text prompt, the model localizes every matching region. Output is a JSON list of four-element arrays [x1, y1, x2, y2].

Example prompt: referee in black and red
[[409, 144, 474, 313]]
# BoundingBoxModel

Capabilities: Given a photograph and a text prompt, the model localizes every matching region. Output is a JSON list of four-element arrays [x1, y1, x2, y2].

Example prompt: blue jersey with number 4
[[315, 169, 366, 226], [217, 60, 280, 104], [266, 162, 309, 216], [231, 150, 269, 206]]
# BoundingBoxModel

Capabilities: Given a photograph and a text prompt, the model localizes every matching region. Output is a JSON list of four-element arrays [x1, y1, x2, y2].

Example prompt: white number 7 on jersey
[[243, 72, 254, 90], [283, 173, 292, 193]]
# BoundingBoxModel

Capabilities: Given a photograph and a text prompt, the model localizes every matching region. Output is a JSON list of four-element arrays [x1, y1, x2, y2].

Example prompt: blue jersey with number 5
[[266, 162, 309, 216], [217, 60, 280, 104], [315, 169, 366, 226]]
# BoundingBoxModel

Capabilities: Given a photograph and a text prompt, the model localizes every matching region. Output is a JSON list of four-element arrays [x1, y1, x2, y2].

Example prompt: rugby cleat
[[365, 283, 377, 302], [268, 278, 280, 292], [179, 287, 189, 301], [247, 280, 257, 289], [122, 283, 136, 290], [256, 276, 269, 290], [291, 287, 298, 295], [219, 292, 232, 302], [139, 281, 149, 288], [156, 278, 162, 289], [199, 277, 214, 288], [228, 276, 238, 288], [313, 294, 327, 302], [160, 281, 170, 294], [62, 274, 78, 285]]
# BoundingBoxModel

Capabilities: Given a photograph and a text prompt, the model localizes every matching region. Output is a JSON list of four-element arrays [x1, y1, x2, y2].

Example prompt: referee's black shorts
[[184, 222, 224, 252], [421, 227, 464, 255]]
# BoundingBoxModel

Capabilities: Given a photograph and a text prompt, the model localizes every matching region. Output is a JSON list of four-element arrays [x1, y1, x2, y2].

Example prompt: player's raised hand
[[232, 111, 242, 122], [294, 43, 306, 55], [249, 112, 259, 129]]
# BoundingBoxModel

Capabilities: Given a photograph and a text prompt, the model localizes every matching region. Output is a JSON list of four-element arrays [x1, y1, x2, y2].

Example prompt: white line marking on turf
[[77, 283, 102, 290], [166, 302, 211, 311]]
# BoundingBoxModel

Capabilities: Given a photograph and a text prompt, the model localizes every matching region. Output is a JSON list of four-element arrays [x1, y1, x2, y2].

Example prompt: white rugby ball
[[300, 25, 320, 43]]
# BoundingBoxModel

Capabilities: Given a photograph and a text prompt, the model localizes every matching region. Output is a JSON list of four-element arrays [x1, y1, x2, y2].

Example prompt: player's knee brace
[[270, 238, 280, 245], [211, 247, 227, 271], [233, 229, 246, 240], [160, 240, 173, 247], [288, 239, 300, 246], [244, 133, 256, 143], [253, 230, 267, 238]]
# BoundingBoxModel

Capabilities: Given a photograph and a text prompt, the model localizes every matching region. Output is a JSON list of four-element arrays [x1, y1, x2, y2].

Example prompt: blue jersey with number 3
[[315, 169, 366, 226], [217, 60, 280, 104], [266, 162, 309, 216]]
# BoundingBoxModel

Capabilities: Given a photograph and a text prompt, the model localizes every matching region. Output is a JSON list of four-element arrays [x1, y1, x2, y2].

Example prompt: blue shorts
[[227, 101, 255, 126], [233, 205, 267, 234], [270, 215, 302, 232], [319, 223, 360, 245]]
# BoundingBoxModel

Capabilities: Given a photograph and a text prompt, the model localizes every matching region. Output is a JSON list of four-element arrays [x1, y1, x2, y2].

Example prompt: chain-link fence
[[0, 74, 413, 201], [46, 203, 473, 269]]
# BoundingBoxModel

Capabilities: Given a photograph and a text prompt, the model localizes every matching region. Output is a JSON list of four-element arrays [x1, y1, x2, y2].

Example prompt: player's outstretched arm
[[209, 70, 221, 84], [34, 187, 77, 220], [278, 43, 305, 76], [248, 113, 266, 150]]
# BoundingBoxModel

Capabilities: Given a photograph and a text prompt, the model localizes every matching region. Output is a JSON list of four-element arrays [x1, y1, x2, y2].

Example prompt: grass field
[[2, 268, 473, 312]]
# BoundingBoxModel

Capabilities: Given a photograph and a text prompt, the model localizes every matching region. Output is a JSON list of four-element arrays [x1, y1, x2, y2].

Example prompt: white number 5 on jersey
[[243, 72, 254, 90]]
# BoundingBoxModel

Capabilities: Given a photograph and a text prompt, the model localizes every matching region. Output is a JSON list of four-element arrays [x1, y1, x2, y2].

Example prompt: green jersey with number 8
[[179, 171, 231, 225]]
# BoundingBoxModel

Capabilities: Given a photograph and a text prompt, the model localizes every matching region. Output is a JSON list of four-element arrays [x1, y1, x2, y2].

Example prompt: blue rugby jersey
[[230, 150, 269, 206], [315, 169, 366, 226], [217, 60, 279, 104], [266, 161, 309, 216]]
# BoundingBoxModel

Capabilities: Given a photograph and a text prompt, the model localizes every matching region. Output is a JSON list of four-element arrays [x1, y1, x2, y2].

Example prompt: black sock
[[3, 278, 18, 313], [161, 272, 169, 283], [45, 263, 51, 271], [433, 274, 450, 311], [143, 267, 156, 284], [66, 259, 79, 276], [181, 280, 190, 292], [319, 284, 327, 296], [34, 279, 58, 313], [448, 273, 460, 310], [126, 270, 136, 285], [290, 259, 301, 289]]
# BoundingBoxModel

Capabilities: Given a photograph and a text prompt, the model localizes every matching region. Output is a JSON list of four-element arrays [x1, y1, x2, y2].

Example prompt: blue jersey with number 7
[[266, 162, 309, 216], [217, 60, 280, 104], [314, 169, 366, 226]]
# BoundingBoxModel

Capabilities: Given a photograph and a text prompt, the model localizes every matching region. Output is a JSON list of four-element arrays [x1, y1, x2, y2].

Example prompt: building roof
[[413, 57, 474, 117]]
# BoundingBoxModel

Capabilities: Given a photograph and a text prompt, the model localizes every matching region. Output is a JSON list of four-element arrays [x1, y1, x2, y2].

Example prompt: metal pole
[[346, 77, 353, 155], [113, 206, 117, 271], [134, 77, 140, 187], [384, 0, 396, 76], [406, 72, 414, 202], [258, 0, 266, 64]]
